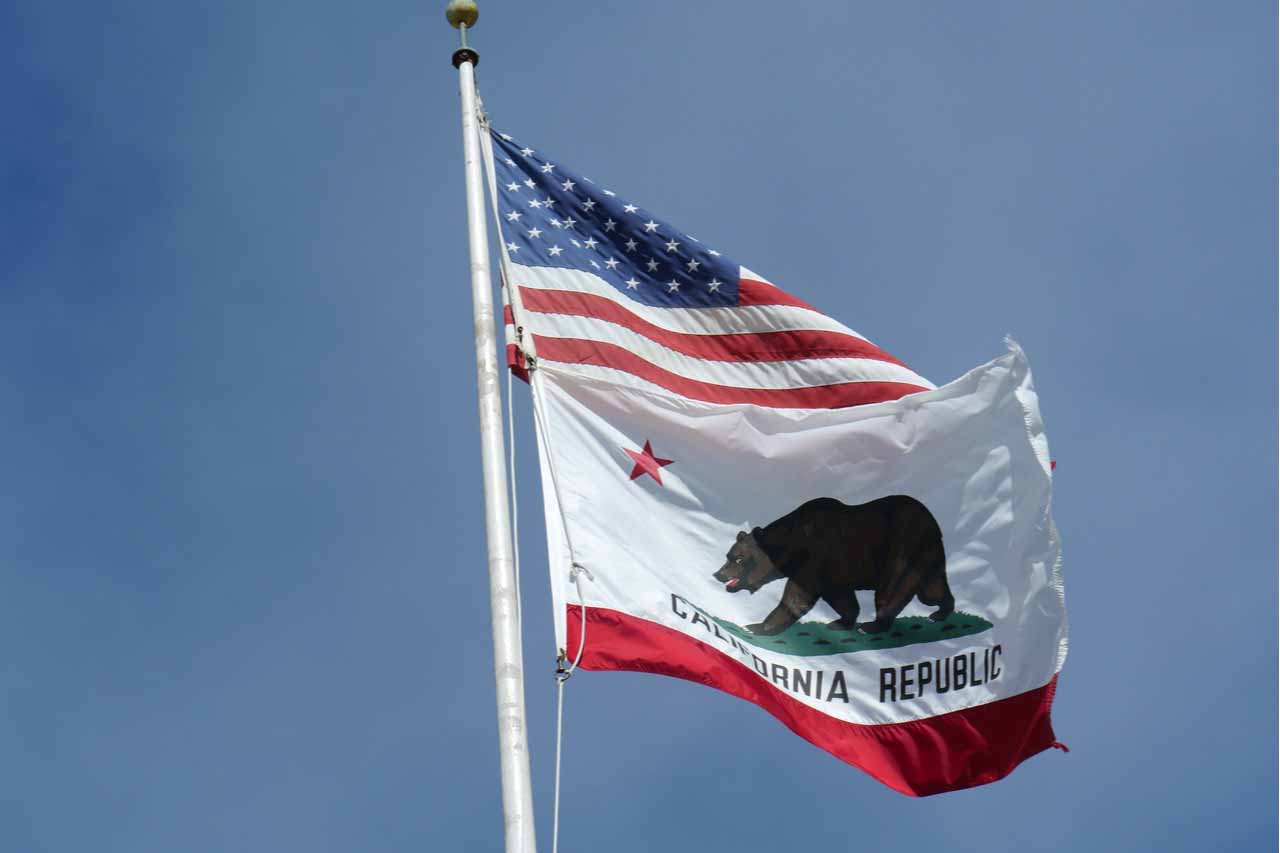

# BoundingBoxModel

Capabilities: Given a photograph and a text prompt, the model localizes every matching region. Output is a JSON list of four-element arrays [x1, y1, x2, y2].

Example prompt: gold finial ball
[[446, 0, 478, 29]]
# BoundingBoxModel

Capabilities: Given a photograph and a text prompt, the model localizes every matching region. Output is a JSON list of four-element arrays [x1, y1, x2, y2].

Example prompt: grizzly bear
[[713, 496, 954, 636]]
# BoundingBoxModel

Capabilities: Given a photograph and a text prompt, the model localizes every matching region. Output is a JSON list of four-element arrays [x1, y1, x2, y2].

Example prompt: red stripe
[[503, 304, 516, 326], [567, 606, 1061, 796], [738, 276, 817, 310], [532, 336, 927, 408], [506, 343, 529, 383], [519, 287, 907, 367]]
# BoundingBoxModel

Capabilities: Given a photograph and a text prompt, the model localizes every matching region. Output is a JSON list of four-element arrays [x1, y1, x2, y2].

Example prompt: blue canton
[[491, 130, 740, 308]]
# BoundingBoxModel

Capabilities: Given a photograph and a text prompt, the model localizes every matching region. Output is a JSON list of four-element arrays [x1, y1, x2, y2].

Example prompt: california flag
[[488, 129, 1068, 796]]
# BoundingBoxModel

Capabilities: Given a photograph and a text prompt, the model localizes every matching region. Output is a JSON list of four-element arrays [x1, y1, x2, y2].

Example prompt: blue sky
[[2, 1, 1274, 850]]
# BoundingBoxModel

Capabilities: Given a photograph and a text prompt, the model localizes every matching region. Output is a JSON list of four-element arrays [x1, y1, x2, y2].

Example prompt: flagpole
[[447, 3, 537, 851]]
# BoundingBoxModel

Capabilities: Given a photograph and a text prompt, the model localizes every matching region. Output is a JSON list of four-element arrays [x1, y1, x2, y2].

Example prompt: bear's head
[[713, 528, 781, 594]]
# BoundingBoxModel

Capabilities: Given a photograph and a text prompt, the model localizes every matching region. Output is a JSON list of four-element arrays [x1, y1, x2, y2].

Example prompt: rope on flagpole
[[477, 105, 589, 642], [558, 565, 592, 676], [552, 564, 591, 853], [477, 100, 528, 638], [476, 104, 535, 362], [552, 677, 567, 853], [531, 371, 593, 853], [477, 102, 595, 853], [507, 367, 522, 630]]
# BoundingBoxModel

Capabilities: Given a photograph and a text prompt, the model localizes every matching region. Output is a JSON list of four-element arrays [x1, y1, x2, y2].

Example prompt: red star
[[624, 440, 674, 485]]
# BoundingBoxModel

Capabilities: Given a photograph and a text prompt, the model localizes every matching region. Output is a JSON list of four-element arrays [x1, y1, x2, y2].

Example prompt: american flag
[[489, 130, 933, 408]]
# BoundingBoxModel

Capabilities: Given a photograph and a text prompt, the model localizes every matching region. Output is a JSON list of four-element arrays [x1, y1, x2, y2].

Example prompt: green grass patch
[[709, 611, 992, 657]]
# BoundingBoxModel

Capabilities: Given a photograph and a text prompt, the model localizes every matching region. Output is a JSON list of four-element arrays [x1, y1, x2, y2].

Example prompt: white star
[[624, 238, 638, 252], [561, 179, 576, 191], [506, 242, 520, 252], [604, 190, 616, 196], [504, 158, 516, 167], [506, 182, 520, 192], [583, 237, 599, 250], [548, 245, 563, 256], [570, 238, 581, 247], [583, 199, 596, 211], [603, 218, 616, 231], [686, 258, 701, 272], [505, 210, 522, 222], [624, 204, 638, 214], [528, 199, 543, 209], [709, 250, 721, 257], [646, 258, 659, 272], [549, 218, 562, 228], [500, 133, 513, 140], [708, 278, 722, 292], [687, 235, 700, 242], [563, 216, 577, 229], [541, 162, 555, 173], [625, 278, 639, 289], [665, 239, 681, 253], [527, 227, 542, 239], [668, 280, 681, 292], [589, 260, 600, 269], [520, 147, 534, 156], [604, 257, 620, 270], [524, 178, 536, 188], [542, 197, 556, 208], [643, 220, 659, 232]]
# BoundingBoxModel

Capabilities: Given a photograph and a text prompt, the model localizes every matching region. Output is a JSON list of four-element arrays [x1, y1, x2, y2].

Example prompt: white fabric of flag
[[536, 341, 1065, 725]]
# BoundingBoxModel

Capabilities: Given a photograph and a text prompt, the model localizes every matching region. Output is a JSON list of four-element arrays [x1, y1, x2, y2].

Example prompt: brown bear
[[713, 496, 954, 636]]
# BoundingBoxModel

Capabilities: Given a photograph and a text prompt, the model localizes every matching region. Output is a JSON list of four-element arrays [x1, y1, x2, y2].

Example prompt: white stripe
[[537, 360, 927, 414], [510, 263, 872, 341], [529, 314, 933, 391]]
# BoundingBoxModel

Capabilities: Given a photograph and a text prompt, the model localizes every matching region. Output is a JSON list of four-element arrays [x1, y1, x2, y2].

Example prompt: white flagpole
[[447, 3, 537, 851]]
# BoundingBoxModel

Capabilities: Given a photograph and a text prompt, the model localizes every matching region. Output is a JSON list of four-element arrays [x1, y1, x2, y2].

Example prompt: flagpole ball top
[[446, 0, 478, 29]]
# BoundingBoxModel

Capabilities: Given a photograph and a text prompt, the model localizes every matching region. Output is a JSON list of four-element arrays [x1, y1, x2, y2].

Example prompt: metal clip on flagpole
[[448, 3, 537, 852]]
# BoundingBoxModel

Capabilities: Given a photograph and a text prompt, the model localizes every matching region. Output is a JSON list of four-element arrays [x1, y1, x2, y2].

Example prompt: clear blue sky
[[2, 1, 1274, 850]]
